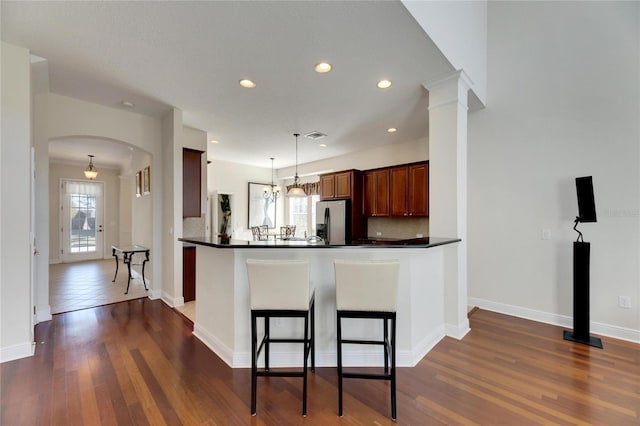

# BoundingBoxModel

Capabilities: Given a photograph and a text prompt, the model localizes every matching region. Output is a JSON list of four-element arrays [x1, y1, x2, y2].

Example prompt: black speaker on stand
[[563, 241, 602, 348], [563, 177, 603, 349]]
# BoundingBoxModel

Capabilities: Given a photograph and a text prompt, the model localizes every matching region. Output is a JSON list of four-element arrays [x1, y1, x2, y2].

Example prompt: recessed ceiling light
[[239, 79, 256, 88], [377, 79, 392, 89], [210, 140, 220, 144], [387, 127, 397, 133], [315, 62, 332, 73], [121, 101, 134, 108], [319, 143, 327, 148]]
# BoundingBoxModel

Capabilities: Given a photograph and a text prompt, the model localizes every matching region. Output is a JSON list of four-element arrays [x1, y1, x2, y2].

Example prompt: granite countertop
[[178, 236, 461, 249]]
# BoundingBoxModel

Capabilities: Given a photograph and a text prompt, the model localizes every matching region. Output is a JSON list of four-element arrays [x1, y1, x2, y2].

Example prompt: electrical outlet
[[376, 232, 382, 237], [275, 318, 283, 327], [541, 229, 552, 240], [618, 296, 632, 309], [416, 233, 424, 238]]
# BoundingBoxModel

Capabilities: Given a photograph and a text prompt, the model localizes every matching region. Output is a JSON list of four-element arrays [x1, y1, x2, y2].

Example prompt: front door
[[60, 179, 104, 263]]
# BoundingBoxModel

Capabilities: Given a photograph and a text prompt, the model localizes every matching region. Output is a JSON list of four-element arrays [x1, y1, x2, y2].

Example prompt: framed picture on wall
[[143, 166, 151, 195], [135, 171, 142, 197], [248, 182, 276, 229]]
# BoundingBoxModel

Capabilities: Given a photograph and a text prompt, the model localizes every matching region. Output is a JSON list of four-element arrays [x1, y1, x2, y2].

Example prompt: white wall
[[1, 42, 34, 362], [45, 93, 164, 299], [48, 162, 121, 263], [32, 59, 52, 323], [207, 159, 280, 240], [402, 0, 487, 106], [468, 2, 640, 341], [128, 151, 153, 254]]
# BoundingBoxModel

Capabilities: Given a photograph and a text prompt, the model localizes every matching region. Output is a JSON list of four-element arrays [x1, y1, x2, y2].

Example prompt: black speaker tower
[[563, 240, 602, 348]]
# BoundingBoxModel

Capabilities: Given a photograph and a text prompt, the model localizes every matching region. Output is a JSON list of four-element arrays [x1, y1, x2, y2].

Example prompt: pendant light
[[263, 157, 280, 202], [286, 133, 307, 197], [84, 154, 98, 179]]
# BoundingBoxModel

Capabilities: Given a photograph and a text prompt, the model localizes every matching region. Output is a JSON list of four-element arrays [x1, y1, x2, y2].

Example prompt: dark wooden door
[[390, 166, 408, 216], [408, 163, 428, 217], [183, 246, 196, 302], [183, 148, 203, 217]]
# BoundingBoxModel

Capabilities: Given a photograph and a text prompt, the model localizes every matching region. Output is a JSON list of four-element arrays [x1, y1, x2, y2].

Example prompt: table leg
[[141, 250, 149, 291], [125, 252, 133, 294], [112, 248, 119, 282]]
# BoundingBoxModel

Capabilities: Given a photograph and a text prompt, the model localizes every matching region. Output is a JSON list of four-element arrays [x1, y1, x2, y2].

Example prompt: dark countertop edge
[[178, 237, 461, 249]]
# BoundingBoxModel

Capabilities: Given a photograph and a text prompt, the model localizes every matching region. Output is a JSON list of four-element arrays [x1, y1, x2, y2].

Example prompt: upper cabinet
[[183, 148, 203, 218], [362, 161, 428, 218], [320, 170, 356, 200], [363, 169, 390, 217], [390, 162, 428, 217]]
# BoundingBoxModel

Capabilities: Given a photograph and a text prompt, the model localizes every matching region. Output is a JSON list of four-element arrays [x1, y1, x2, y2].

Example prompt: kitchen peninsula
[[178, 236, 460, 368]]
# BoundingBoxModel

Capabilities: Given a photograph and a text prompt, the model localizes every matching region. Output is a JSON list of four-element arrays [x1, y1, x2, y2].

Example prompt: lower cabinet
[[183, 246, 196, 303]]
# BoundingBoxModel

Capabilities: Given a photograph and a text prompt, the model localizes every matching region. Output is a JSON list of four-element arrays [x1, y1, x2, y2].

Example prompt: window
[[69, 193, 97, 253], [287, 195, 320, 238]]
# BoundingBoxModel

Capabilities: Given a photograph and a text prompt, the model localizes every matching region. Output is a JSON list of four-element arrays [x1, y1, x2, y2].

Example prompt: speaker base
[[563, 330, 603, 349]]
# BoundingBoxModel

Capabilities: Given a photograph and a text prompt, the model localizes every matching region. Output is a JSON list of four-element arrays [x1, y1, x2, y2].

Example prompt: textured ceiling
[[2, 1, 453, 170]]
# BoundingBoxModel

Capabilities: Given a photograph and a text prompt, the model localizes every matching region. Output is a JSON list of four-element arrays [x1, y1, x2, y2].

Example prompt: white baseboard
[[148, 289, 162, 300], [469, 297, 640, 344], [193, 322, 235, 367], [36, 306, 52, 323], [191, 325, 443, 369], [1, 341, 35, 363], [161, 292, 177, 307], [445, 319, 470, 340]]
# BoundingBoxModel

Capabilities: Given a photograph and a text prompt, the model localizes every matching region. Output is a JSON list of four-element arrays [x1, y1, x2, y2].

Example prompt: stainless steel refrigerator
[[316, 199, 350, 244]]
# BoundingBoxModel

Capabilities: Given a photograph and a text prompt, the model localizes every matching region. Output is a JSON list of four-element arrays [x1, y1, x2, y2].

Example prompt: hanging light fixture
[[84, 154, 98, 179], [263, 157, 280, 202], [286, 133, 307, 197]]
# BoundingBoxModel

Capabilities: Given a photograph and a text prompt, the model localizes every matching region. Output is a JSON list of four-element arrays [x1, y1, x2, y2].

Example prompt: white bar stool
[[334, 259, 400, 420], [246, 259, 315, 416]]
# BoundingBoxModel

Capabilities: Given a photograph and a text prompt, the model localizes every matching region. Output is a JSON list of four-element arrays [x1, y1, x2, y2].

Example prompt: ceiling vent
[[304, 131, 327, 141]]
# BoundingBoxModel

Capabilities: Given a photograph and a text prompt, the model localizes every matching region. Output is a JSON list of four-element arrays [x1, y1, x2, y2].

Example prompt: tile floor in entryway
[[49, 259, 149, 314]]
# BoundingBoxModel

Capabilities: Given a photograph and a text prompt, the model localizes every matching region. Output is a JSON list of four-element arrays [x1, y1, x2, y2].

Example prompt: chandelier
[[286, 133, 307, 197], [263, 157, 280, 202], [84, 155, 98, 179]]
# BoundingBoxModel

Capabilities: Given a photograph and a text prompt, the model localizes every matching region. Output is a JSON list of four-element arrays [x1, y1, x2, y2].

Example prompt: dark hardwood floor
[[2, 299, 638, 425]]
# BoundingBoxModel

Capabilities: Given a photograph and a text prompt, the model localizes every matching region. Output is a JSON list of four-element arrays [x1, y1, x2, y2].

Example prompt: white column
[[424, 70, 471, 339]]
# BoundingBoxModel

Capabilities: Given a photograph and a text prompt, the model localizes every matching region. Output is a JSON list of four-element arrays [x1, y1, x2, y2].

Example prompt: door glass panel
[[69, 193, 97, 253]]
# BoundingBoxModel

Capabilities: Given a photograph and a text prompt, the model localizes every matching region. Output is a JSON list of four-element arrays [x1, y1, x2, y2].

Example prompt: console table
[[112, 245, 150, 294]]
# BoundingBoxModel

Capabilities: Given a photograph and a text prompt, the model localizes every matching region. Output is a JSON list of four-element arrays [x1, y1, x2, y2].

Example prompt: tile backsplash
[[183, 216, 206, 238], [367, 217, 429, 239]]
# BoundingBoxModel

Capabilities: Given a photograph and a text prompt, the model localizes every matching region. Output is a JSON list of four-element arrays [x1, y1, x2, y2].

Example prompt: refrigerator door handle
[[324, 207, 330, 244]]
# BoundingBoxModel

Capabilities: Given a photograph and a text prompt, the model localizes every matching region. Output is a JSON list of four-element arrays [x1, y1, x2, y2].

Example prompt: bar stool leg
[[302, 313, 309, 416], [311, 298, 316, 372], [391, 315, 397, 421], [383, 318, 389, 374], [337, 312, 344, 417], [264, 316, 270, 371], [251, 313, 258, 416]]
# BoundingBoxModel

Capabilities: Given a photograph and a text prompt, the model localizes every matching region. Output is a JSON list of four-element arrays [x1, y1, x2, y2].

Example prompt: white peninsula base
[[191, 244, 466, 368]]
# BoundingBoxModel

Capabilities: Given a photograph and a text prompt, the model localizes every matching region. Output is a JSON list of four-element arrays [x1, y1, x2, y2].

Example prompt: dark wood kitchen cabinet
[[390, 162, 428, 217], [183, 246, 196, 303], [363, 169, 389, 217], [320, 170, 356, 200], [183, 148, 203, 217]]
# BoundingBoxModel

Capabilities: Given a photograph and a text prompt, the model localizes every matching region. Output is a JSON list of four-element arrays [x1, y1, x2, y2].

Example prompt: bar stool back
[[334, 259, 400, 420], [246, 259, 315, 416]]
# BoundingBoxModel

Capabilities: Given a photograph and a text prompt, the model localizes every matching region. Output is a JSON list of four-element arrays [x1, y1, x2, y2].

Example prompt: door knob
[[33, 249, 40, 255]]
